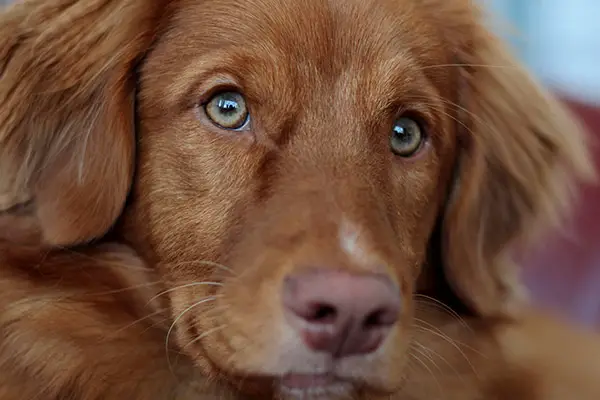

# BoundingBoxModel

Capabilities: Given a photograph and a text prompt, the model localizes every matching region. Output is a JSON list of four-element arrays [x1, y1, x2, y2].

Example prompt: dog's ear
[[0, 0, 163, 246], [441, 19, 595, 316]]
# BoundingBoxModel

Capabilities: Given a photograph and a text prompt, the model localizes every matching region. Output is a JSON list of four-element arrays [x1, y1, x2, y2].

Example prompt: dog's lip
[[280, 373, 337, 389], [278, 373, 353, 397]]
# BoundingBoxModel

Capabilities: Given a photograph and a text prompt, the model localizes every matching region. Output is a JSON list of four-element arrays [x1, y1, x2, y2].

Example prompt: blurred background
[[1, 0, 599, 326], [482, 0, 600, 328], [484, 0, 600, 106]]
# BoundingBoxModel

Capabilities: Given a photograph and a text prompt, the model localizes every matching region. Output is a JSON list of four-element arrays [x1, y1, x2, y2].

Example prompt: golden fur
[[0, 0, 598, 399]]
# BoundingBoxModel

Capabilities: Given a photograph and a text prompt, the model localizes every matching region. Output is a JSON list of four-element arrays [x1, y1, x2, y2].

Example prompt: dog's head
[[0, 0, 593, 397]]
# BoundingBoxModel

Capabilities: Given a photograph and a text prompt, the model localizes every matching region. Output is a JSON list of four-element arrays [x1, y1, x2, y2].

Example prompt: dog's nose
[[282, 269, 400, 358]]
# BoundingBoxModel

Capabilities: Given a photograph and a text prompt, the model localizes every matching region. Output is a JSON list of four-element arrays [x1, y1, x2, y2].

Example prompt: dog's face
[[128, 0, 456, 394], [0, 0, 593, 398]]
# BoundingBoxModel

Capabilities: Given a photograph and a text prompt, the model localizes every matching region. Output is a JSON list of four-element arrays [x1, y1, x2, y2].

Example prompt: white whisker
[[165, 296, 218, 375], [148, 281, 223, 304], [162, 260, 237, 277], [419, 63, 518, 71], [413, 319, 481, 378], [414, 294, 470, 330], [412, 340, 465, 382], [110, 308, 169, 336], [181, 324, 227, 350], [408, 351, 443, 394]]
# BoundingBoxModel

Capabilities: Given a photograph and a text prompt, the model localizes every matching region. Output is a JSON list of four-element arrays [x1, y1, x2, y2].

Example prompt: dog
[[1, 0, 599, 399]]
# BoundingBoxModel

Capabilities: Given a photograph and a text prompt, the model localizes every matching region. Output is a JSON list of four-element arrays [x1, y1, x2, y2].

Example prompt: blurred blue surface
[[484, 0, 600, 105]]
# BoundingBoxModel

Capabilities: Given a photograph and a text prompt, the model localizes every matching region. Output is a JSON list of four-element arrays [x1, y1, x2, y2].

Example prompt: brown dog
[[0, 0, 598, 399]]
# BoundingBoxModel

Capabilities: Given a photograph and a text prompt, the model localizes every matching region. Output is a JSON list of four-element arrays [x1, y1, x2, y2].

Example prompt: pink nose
[[282, 269, 400, 358]]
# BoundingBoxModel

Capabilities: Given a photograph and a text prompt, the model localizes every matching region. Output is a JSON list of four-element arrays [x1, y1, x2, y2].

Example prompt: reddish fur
[[0, 0, 598, 399]]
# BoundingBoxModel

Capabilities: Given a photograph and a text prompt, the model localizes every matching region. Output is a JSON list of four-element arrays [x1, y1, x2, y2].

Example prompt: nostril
[[283, 269, 401, 357], [308, 303, 337, 324], [363, 309, 384, 328], [362, 307, 398, 329]]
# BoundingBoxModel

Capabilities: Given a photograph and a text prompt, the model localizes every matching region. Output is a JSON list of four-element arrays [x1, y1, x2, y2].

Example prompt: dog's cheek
[[122, 119, 261, 266]]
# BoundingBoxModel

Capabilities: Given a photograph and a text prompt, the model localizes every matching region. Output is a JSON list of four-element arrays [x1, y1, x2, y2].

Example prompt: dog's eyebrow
[[357, 54, 445, 115], [165, 48, 267, 110]]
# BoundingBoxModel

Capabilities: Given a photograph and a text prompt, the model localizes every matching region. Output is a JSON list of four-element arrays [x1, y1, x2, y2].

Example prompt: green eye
[[204, 91, 249, 130], [390, 117, 424, 157]]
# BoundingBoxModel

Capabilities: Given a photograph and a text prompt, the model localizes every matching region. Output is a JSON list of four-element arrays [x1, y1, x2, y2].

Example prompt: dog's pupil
[[217, 98, 239, 115], [393, 123, 412, 143]]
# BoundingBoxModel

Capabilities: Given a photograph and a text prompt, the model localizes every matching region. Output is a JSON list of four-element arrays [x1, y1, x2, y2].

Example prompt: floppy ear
[[442, 24, 595, 316], [0, 0, 163, 245]]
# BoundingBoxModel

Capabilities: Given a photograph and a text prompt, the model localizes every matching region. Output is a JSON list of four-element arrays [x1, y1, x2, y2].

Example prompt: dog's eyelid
[[181, 71, 244, 109], [198, 83, 246, 106], [388, 105, 434, 133]]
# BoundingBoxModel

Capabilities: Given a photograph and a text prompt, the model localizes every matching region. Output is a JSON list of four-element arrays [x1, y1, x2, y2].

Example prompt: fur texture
[[0, 0, 598, 399]]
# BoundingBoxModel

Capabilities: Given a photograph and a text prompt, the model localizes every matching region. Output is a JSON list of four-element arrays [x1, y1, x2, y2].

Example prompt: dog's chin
[[177, 314, 406, 398], [209, 371, 360, 400], [276, 374, 356, 400], [189, 352, 398, 400], [182, 340, 390, 399]]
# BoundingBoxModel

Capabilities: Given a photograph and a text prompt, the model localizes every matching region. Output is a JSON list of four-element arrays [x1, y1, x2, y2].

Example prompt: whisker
[[140, 315, 173, 336], [172, 303, 231, 357], [181, 324, 227, 351], [423, 102, 475, 135], [410, 342, 443, 374], [148, 281, 223, 304], [407, 351, 443, 395], [145, 300, 226, 337], [419, 63, 518, 71], [403, 94, 487, 136], [196, 260, 237, 277], [412, 340, 465, 382], [405, 88, 492, 124], [411, 341, 442, 380], [414, 294, 470, 330], [413, 321, 481, 378], [161, 260, 237, 277], [170, 304, 230, 367], [85, 281, 163, 297], [165, 296, 218, 375], [110, 308, 170, 336], [413, 317, 482, 356]]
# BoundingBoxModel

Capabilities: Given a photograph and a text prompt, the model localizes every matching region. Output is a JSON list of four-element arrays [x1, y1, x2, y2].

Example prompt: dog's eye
[[204, 91, 249, 130], [390, 117, 424, 157]]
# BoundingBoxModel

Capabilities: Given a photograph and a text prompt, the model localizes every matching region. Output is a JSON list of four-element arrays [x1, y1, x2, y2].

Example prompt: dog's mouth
[[180, 319, 401, 397], [171, 266, 408, 397], [180, 322, 389, 398], [277, 373, 354, 399], [205, 351, 398, 399], [218, 370, 361, 399]]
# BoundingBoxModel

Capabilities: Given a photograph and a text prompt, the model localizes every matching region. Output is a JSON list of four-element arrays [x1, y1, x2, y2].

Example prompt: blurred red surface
[[523, 98, 600, 328]]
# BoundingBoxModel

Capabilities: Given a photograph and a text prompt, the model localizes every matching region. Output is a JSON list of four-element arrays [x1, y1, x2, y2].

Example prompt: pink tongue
[[281, 374, 334, 389]]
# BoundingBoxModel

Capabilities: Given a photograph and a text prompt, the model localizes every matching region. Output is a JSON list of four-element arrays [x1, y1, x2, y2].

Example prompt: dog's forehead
[[169, 0, 444, 64], [145, 0, 451, 109]]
